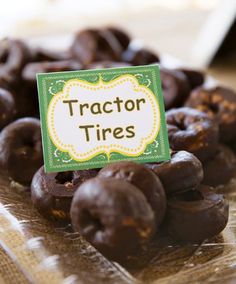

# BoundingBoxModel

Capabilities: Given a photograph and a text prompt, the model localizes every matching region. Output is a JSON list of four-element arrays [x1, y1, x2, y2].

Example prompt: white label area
[[47, 75, 160, 161]]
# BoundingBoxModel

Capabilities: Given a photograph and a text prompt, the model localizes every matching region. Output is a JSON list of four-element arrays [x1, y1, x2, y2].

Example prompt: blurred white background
[[0, 0, 220, 38], [0, 0, 221, 60], [0, 0, 235, 87]]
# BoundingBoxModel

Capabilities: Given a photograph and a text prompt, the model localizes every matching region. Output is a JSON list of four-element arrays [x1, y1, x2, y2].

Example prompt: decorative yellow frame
[[47, 75, 160, 162]]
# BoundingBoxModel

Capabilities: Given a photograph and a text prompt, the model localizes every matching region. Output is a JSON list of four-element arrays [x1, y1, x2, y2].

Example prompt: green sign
[[37, 64, 170, 172]]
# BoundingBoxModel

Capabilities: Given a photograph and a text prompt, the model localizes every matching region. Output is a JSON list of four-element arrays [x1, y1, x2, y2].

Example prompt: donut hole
[[176, 122, 186, 131], [97, 35, 108, 51], [168, 113, 187, 131], [174, 118, 186, 131], [80, 209, 105, 233], [0, 49, 8, 64], [208, 103, 219, 114], [174, 190, 204, 202], [55, 172, 73, 185], [72, 175, 90, 186]]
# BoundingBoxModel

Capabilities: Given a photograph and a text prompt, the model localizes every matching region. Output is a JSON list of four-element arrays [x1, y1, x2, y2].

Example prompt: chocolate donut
[[146, 151, 203, 195], [176, 68, 205, 90], [0, 118, 43, 185], [165, 185, 229, 243], [185, 86, 236, 142], [22, 60, 82, 85], [122, 47, 159, 66], [0, 38, 29, 88], [99, 161, 166, 226], [71, 29, 122, 65], [31, 166, 98, 222], [166, 107, 219, 162], [0, 88, 16, 129], [202, 145, 236, 187], [70, 177, 155, 261], [160, 68, 191, 110]]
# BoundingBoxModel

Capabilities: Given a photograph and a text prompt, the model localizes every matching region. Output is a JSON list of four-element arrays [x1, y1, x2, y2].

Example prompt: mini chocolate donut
[[122, 47, 159, 65], [106, 27, 131, 50], [166, 107, 219, 162], [0, 118, 43, 185], [99, 161, 166, 227], [146, 151, 203, 195], [70, 177, 155, 261], [22, 60, 82, 85], [165, 185, 229, 243], [0, 38, 29, 88], [176, 68, 205, 90], [202, 145, 236, 187], [87, 61, 130, 69], [20, 59, 81, 117], [31, 166, 98, 222], [185, 86, 236, 142], [160, 68, 191, 110], [0, 88, 16, 129], [71, 29, 122, 65]]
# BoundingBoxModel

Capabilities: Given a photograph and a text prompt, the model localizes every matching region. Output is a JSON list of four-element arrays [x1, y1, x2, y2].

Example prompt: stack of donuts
[[0, 27, 235, 262]]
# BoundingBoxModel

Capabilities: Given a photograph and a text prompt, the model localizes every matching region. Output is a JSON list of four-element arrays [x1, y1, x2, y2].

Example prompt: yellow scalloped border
[[47, 75, 160, 162]]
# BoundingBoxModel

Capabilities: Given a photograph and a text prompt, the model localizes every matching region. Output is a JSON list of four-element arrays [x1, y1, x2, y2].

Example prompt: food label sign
[[37, 65, 170, 172]]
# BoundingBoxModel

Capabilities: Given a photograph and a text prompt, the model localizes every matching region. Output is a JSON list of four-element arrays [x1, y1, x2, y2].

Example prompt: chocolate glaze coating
[[185, 86, 236, 142], [0, 118, 43, 185], [87, 60, 130, 69], [166, 107, 219, 162], [99, 161, 166, 227], [176, 68, 205, 90], [160, 68, 191, 110], [203, 145, 236, 187], [31, 166, 98, 222], [146, 151, 203, 195], [30, 47, 73, 62], [70, 177, 155, 261], [22, 60, 82, 85], [0, 38, 30, 88], [71, 29, 122, 65], [0, 88, 16, 129], [106, 27, 131, 50], [165, 185, 229, 243], [229, 139, 236, 154], [12, 83, 39, 118], [122, 47, 159, 66]]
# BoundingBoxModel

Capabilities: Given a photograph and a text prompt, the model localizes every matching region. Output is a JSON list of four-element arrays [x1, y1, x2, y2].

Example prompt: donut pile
[[0, 27, 235, 263]]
